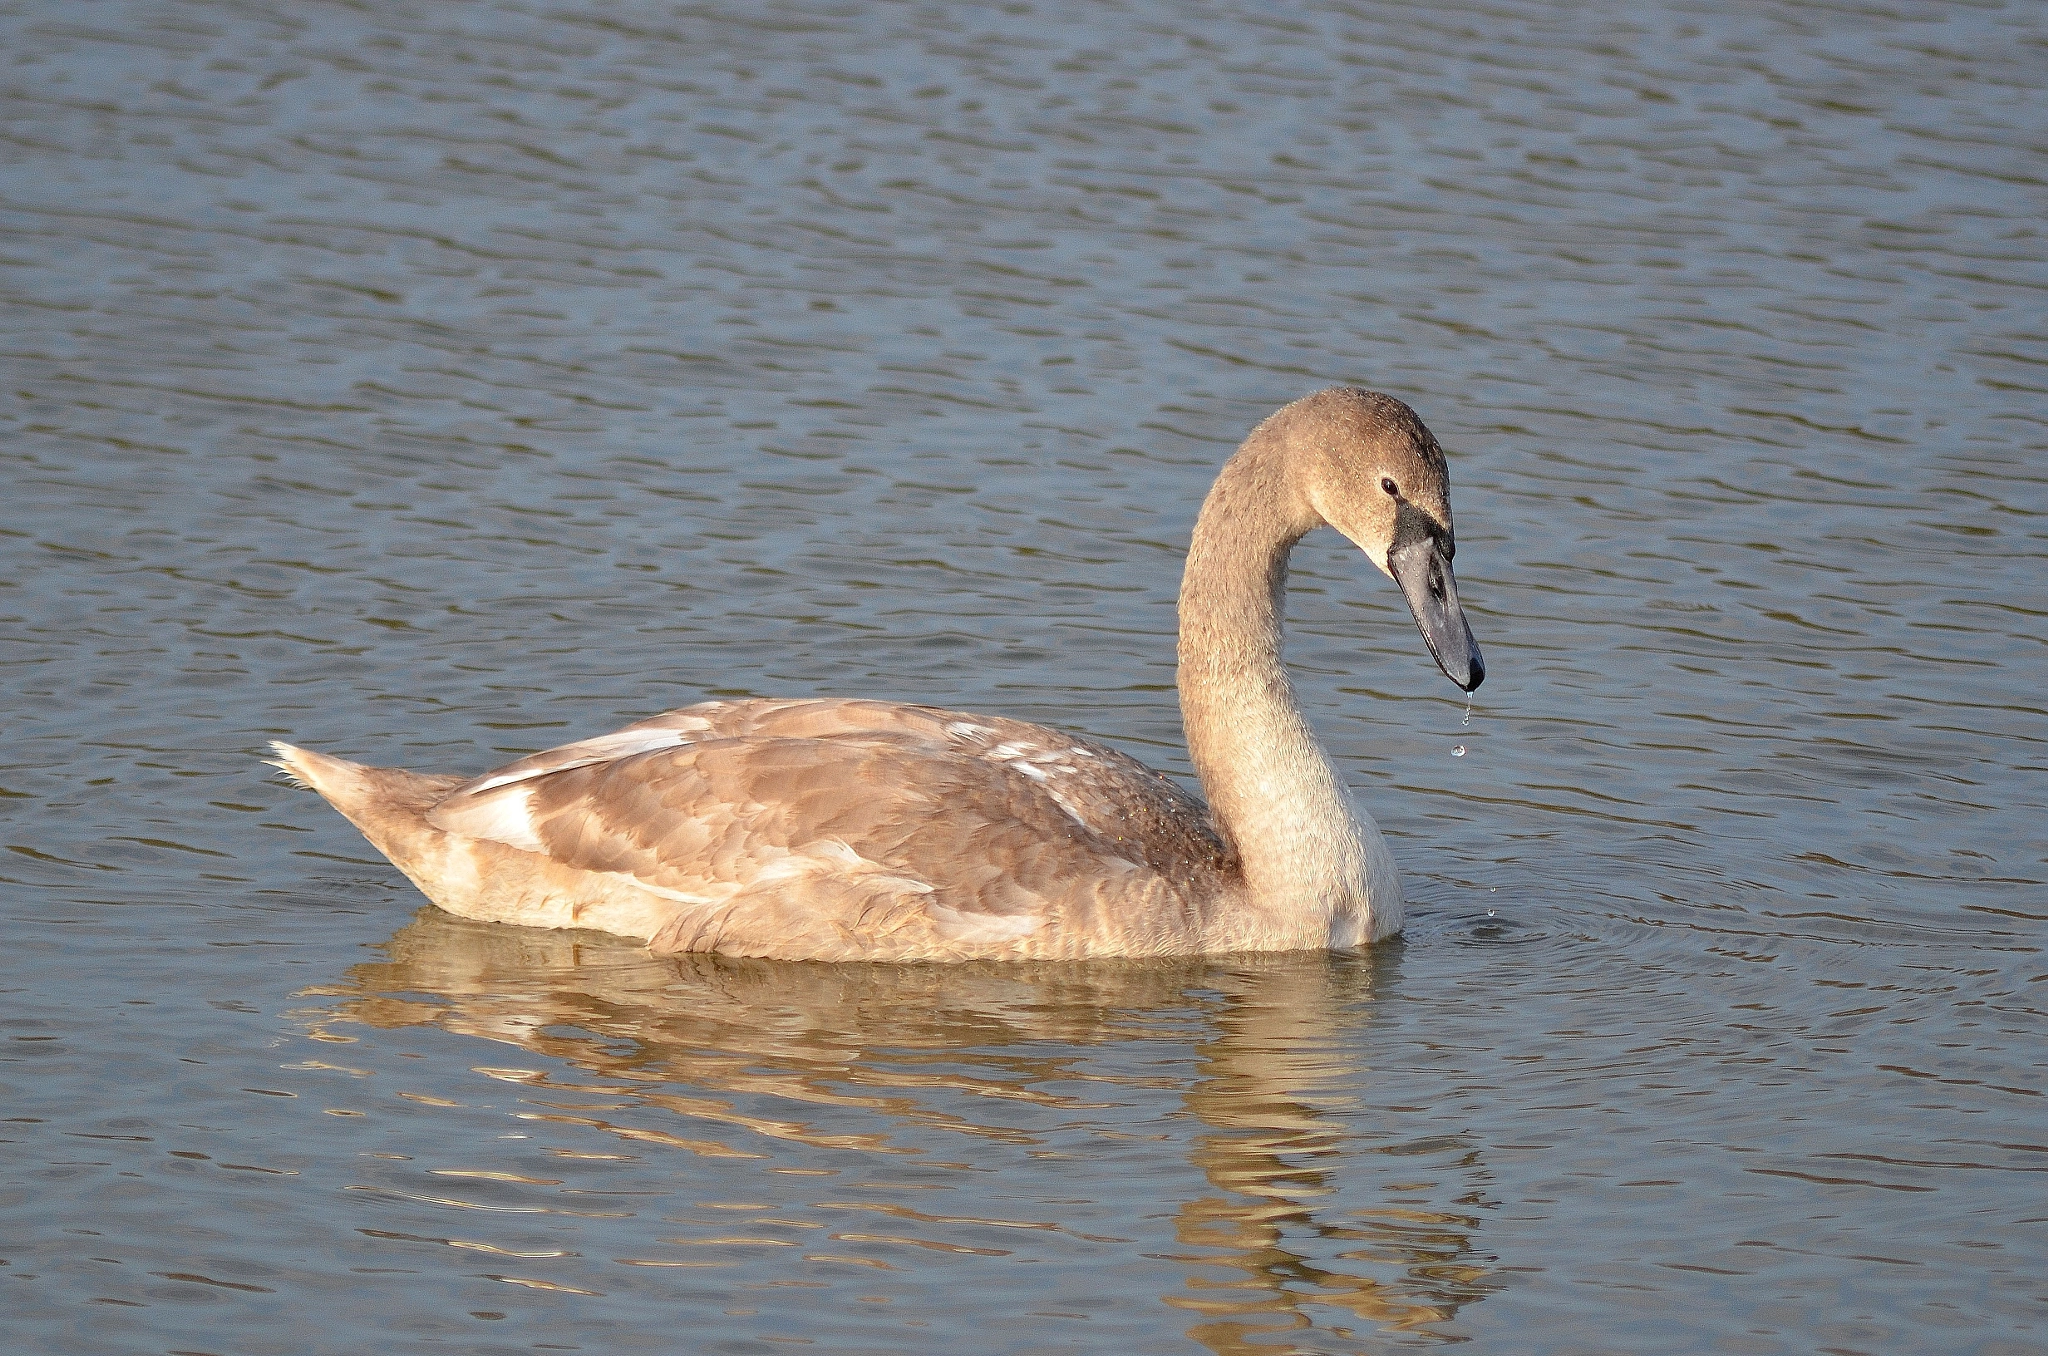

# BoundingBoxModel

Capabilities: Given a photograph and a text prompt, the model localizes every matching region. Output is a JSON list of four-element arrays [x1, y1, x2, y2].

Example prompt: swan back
[[283, 699, 1236, 961]]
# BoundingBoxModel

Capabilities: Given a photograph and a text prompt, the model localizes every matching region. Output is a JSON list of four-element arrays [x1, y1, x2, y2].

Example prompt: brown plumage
[[270, 388, 1486, 961]]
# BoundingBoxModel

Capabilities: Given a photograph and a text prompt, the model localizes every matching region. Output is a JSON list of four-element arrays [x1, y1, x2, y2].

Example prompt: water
[[3, 0, 2043, 1351]]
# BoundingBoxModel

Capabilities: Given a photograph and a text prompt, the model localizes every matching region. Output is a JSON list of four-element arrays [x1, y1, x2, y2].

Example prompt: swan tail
[[264, 739, 468, 877], [263, 740, 679, 941], [266, 740, 321, 790]]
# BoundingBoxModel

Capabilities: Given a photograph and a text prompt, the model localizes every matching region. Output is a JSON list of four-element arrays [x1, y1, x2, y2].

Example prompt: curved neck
[[1176, 430, 1400, 948]]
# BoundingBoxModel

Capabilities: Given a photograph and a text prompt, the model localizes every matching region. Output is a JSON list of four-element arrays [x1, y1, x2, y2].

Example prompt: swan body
[[271, 388, 1485, 961]]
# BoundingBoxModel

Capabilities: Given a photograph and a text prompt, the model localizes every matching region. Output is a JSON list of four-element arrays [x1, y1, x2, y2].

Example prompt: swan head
[[1288, 387, 1487, 693]]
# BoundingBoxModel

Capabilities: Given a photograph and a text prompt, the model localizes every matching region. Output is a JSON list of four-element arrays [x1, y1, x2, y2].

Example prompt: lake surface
[[3, 0, 2043, 1351]]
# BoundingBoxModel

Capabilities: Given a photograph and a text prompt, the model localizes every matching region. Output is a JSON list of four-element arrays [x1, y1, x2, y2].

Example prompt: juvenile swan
[[271, 388, 1485, 961]]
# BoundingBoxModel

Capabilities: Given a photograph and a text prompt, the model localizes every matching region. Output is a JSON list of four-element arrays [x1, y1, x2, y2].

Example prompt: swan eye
[[1380, 477, 1401, 498]]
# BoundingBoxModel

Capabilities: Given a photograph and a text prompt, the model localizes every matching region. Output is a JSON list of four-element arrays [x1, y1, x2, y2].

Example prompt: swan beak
[[1388, 517, 1485, 692]]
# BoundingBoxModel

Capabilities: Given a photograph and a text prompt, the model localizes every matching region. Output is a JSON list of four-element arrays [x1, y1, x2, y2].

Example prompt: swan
[[270, 387, 1485, 961]]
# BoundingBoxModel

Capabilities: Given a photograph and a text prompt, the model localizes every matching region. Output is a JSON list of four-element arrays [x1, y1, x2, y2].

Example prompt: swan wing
[[425, 699, 1226, 958]]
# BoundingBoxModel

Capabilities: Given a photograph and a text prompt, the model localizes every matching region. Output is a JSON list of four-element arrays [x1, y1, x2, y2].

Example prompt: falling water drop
[[1462, 697, 1473, 728], [1452, 744, 1466, 757]]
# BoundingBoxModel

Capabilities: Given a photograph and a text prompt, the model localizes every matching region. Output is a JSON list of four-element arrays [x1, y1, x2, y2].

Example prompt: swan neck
[[1176, 432, 1399, 947]]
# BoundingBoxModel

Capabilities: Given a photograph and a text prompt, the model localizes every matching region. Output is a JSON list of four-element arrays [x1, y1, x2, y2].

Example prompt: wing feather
[[425, 698, 1230, 957]]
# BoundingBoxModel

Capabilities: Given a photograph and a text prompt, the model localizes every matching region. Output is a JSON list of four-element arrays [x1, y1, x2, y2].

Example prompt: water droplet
[[1451, 744, 1466, 757], [1461, 697, 1473, 728]]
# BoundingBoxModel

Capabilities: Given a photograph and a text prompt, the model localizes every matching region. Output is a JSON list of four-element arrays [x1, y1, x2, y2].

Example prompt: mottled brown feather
[[422, 699, 1230, 960]]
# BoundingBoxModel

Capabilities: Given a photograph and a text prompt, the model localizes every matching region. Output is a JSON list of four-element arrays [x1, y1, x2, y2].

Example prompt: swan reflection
[[297, 908, 1495, 1346]]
